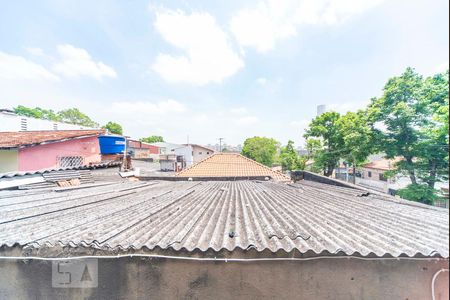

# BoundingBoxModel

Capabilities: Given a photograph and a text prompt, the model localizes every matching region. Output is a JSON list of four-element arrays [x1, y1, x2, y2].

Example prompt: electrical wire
[[432, 268, 449, 300]]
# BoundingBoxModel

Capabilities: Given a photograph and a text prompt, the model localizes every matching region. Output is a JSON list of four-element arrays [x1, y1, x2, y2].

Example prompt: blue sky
[[1, 0, 448, 146]]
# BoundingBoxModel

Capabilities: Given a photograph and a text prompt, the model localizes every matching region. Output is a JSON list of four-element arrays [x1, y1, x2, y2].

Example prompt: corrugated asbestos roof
[[0, 180, 447, 258], [0, 130, 105, 148], [0, 161, 120, 179], [176, 153, 291, 182]]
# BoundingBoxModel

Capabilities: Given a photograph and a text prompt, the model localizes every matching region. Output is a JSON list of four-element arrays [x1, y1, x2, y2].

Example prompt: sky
[[0, 0, 448, 147]]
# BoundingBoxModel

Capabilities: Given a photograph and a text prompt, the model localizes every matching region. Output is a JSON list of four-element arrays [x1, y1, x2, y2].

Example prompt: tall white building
[[316, 104, 328, 116]]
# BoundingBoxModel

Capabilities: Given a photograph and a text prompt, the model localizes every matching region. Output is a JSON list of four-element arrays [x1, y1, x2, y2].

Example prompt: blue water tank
[[98, 135, 126, 154]]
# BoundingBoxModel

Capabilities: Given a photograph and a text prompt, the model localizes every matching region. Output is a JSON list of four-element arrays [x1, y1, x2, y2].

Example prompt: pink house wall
[[18, 136, 101, 171]]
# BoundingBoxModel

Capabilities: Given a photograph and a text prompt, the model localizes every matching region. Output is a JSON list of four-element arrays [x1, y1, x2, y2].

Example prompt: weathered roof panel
[[0, 180, 447, 258], [0, 130, 105, 148]]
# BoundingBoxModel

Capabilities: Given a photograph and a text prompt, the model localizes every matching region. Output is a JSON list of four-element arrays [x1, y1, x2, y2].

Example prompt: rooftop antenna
[[187, 134, 189, 145], [219, 137, 224, 152]]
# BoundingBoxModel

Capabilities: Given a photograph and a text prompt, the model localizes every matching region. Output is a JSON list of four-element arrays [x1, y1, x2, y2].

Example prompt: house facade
[[127, 139, 159, 160], [0, 130, 105, 173], [186, 144, 215, 164]]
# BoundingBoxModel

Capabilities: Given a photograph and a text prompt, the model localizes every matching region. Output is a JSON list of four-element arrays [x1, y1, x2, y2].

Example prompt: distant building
[[0, 130, 105, 173], [151, 142, 214, 171], [356, 157, 448, 197], [127, 139, 159, 160], [0, 110, 96, 131], [184, 144, 215, 164], [296, 147, 309, 156], [317, 104, 328, 116]]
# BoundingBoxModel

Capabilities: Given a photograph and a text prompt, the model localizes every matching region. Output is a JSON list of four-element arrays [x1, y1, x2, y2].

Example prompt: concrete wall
[[0, 112, 95, 131], [191, 145, 214, 164], [18, 136, 101, 171], [0, 256, 447, 299], [0, 149, 18, 173]]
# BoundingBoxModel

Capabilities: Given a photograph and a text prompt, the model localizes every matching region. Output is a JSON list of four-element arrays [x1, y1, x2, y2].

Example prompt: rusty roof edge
[[17, 132, 104, 149]]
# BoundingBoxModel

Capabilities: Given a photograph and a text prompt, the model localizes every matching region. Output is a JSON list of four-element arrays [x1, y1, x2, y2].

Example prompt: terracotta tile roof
[[176, 153, 291, 181], [363, 157, 402, 171], [0, 130, 105, 148]]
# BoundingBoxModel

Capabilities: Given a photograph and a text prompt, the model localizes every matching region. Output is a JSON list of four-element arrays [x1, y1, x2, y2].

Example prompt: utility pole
[[121, 136, 128, 171], [218, 138, 224, 152]]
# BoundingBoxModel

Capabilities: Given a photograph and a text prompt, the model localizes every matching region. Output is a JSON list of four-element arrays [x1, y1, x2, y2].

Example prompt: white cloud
[[25, 47, 45, 56], [109, 99, 185, 116], [152, 9, 244, 85], [53, 44, 117, 80], [230, 107, 248, 114], [231, 0, 383, 53], [0, 51, 59, 81], [236, 116, 258, 125], [289, 120, 309, 127], [256, 77, 268, 85]]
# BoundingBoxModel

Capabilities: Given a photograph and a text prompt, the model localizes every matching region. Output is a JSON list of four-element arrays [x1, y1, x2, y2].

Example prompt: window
[[206, 152, 210, 154], [368, 171, 372, 178], [199, 152, 203, 155], [379, 173, 387, 181], [58, 156, 84, 168], [20, 118, 27, 131]]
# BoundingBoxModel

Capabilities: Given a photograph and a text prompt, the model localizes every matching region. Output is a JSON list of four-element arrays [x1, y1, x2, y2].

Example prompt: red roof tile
[[0, 130, 105, 148], [176, 153, 291, 181]]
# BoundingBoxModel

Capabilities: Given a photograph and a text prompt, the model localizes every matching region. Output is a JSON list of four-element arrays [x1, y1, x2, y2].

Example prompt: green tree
[[396, 184, 438, 205], [140, 135, 165, 143], [57, 108, 99, 127], [241, 136, 279, 167], [102, 121, 123, 135], [304, 112, 344, 176], [337, 110, 377, 182], [305, 138, 321, 159], [280, 140, 302, 171], [369, 68, 449, 203], [14, 106, 59, 121]]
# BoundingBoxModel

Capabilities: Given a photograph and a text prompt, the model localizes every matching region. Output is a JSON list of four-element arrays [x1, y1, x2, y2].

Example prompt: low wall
[[295, 171, 364, 190], [0, 256, 448, 299]]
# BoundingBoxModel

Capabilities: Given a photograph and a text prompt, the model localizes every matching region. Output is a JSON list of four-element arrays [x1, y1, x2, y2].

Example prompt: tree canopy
[[241, 136, 279, 167], [13, 105, 99, 127], [304, 111, 344, 176], [14, 105, 59, 121], [368, 68, 449, 201], [279, 140, 306, 171], [102, 121, 123, 135], [57, 108, 99, 127], [140, 135, 164, 143], [302, 67, 449, 204]]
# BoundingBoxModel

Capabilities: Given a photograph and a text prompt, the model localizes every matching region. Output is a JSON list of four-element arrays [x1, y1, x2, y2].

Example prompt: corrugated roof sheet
[[0, 130, 105, 148], [0, 161, 120, 179], [0, 180, 447, 258], [176, 153, 291, 182]]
